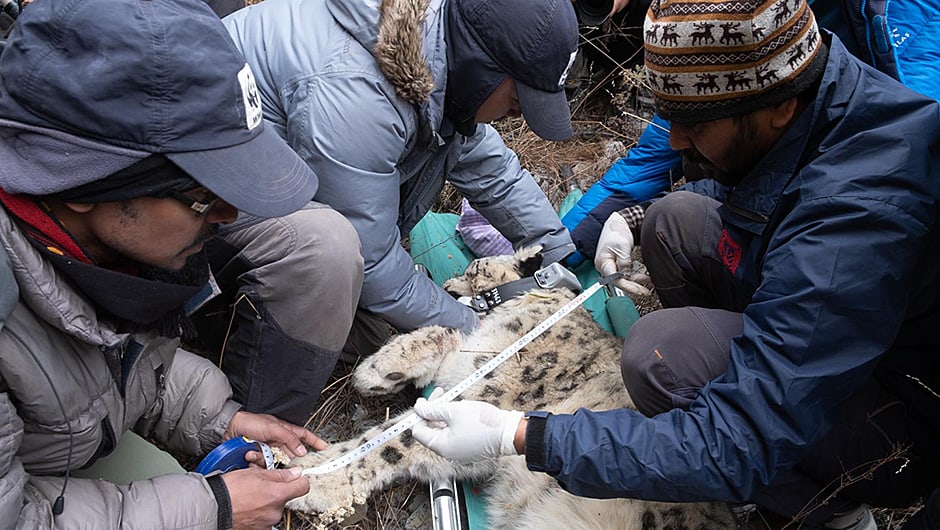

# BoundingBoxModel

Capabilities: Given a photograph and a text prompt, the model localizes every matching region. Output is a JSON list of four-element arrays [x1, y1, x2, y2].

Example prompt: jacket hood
[[328, 0, 437, 106]]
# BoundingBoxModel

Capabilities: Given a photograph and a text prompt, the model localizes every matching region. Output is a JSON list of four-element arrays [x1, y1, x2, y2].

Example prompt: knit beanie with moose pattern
[[643, 0, 827, 123]]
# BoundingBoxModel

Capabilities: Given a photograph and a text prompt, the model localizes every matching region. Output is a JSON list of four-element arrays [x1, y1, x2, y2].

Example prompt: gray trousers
[[192, 202, 365, 425], [622, 191, 938, 526]]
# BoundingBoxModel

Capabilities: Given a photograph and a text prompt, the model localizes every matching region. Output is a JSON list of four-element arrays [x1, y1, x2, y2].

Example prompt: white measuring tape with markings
[[301, 274, 619, 476]]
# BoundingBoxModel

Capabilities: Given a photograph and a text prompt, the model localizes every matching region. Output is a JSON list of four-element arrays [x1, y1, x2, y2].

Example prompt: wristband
[[205, 474, 233, 530]]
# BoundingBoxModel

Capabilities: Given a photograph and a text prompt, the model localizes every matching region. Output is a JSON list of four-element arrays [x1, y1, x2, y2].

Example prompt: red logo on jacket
[[718, 229, 741, 274]]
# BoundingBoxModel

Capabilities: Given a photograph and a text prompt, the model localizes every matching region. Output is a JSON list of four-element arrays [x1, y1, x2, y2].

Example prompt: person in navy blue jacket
[[409, 0, 940, 528], [562, 0, 940, 278]]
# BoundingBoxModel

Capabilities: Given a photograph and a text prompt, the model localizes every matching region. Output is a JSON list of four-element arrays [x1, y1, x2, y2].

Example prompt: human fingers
[[244, 450, 265, 467], [242, 415, 314, 458], [410, 420, 442, 449], [264, 424, 307, 457], [269, 467, 311, 499], [301, 430, 329, 452], [613, 277, 651, 297], [413, 397, 453, 423], [279, 422, 329, 454], [427, 386, 446, 401], [610, 0, 630, 17], [599, 258, 620, 278], [609, 246, 633, 269], [225, 467, 307, 529]]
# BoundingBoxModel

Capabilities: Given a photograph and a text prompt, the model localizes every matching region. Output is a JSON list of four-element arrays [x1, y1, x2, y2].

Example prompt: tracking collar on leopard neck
[[463, 262, 581, 312]]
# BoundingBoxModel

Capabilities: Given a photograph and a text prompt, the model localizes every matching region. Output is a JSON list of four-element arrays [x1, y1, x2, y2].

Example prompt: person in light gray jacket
[[211, 0, 579, 401], [0, 1, 330, 528]]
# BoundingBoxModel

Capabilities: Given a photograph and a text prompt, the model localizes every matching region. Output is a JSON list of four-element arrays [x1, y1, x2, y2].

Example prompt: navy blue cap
[[454, 0, 579, 140], [0, 0, 317, 218]]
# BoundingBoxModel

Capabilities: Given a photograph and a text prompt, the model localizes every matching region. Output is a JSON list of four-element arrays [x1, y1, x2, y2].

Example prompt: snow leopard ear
[[516, 246, 544, 279]]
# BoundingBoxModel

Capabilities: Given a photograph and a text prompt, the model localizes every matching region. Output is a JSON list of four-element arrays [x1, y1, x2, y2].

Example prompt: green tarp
[[408, 189, 640, 528]]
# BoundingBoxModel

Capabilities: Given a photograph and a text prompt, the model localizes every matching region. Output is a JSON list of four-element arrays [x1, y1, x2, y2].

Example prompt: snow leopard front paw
[[353, 326, 461, 395]]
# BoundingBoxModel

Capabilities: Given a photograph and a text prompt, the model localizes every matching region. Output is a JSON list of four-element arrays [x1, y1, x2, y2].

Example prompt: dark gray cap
[[448, 0, 579, 141], [0, 0, 317, 217]]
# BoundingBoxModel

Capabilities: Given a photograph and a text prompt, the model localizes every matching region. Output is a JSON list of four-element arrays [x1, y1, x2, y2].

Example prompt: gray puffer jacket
[[223, 0, 574, 334], [0, 208, 241, 529]]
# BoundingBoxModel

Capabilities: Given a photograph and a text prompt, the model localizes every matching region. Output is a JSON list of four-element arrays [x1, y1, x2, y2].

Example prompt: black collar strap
[[469, 277, 541, 312], [467, 263, 582, 312]]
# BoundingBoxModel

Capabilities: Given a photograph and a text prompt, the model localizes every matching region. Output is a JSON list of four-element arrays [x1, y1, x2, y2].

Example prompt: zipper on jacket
[[101, 342, 124, 392], [725, 202, 770, 223], [118, 339, 145, 397]]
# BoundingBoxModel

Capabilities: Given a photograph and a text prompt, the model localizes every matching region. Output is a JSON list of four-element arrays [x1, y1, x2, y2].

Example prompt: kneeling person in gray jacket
[[0, 0, 331, 528], [209, 0, 581, 417]]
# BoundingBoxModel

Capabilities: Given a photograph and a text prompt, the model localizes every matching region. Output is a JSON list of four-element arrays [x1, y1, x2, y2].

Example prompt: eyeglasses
[[168, 188, 220, 216]]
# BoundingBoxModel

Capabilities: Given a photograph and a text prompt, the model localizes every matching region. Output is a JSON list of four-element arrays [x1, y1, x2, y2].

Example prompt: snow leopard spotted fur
[[288, 247, 737, 529]]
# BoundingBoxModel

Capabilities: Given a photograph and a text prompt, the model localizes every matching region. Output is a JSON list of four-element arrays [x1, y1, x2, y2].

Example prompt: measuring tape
[[301, 274, 619, 476], [196, 436, 276, 474]]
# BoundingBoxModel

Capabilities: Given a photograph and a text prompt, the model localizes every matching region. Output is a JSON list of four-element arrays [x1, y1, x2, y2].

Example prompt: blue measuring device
[[196, 437, 276, 474]]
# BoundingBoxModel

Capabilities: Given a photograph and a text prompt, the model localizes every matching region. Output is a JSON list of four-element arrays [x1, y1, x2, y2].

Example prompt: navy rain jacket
[[526, 34, 940, 502]]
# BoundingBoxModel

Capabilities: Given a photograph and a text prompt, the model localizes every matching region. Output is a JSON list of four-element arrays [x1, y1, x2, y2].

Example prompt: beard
[[681, 114, 773, 188], [136, 248, 211, 289], [681, 149, 736, 185]]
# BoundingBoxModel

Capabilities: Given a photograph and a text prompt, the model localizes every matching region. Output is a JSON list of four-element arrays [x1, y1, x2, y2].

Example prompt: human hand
[[411, 389, 523, 463], [594, 212, 651, 297], [570, 0, 630, 22], [609, 0, 630, 17], [222, 466, 310, 529], [224, 411, 327, 463]]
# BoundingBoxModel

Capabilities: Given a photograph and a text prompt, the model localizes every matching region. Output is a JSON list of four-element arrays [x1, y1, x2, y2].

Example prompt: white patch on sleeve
[[237, 63, 263, 131]]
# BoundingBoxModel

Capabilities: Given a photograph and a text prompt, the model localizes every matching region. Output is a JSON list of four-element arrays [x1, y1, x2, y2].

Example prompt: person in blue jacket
[[409, 0, 940, 528]]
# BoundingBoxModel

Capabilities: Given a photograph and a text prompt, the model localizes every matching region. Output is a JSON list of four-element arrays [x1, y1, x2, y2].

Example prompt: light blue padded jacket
[[223, 0, 574, 334]]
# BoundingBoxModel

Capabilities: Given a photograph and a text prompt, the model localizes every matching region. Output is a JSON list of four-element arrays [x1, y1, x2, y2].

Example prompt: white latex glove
[[594, 212, 651, 297], [412, 389, 524, 463]]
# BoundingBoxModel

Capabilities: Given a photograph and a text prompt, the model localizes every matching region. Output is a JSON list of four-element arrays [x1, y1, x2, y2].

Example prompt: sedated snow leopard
[[288, 246, 738, 530]]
